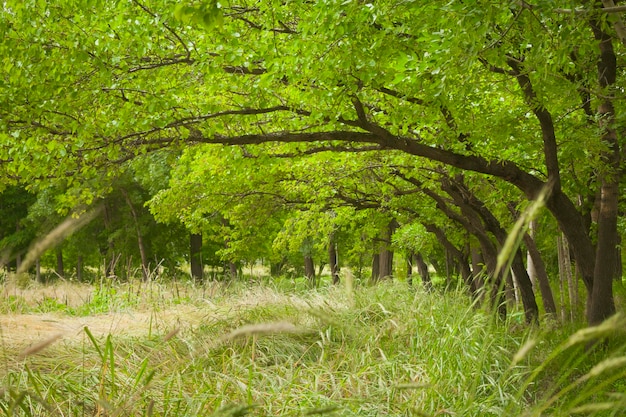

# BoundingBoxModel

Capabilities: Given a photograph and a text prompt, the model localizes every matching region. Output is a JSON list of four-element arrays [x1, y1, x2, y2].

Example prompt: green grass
[[0, 279, 625, 416]]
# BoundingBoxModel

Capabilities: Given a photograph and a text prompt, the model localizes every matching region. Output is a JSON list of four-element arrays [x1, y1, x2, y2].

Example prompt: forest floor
[[0, 304, 206, 347], [0, 278, 332, 350]]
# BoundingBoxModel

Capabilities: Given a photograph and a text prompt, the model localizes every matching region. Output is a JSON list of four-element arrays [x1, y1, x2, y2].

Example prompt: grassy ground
[[0, 276, 625, 416]]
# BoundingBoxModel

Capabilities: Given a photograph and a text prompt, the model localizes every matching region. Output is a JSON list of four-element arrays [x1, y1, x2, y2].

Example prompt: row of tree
[[2, 1, 626, 326]]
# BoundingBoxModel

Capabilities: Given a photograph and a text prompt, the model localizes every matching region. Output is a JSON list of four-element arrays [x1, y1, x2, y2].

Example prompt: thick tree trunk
[[588, 19, 619, 325], [414, 252, 433, 291], [379, 247, 394, 280], [190, 232, 203, 282], [590, 177, 618, 324]]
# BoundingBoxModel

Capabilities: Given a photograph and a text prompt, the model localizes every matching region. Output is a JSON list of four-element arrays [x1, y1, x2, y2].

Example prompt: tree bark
[[228, 261, 238, 279], [414, 252, 433, 291], [121, 189, 149, 281], [379, 219, 397, 280], [588, 18, 619, 325], [55, 247, 64, 279], [77, 255, 83, 282], [406, 252, 413, 287], [423, 223, 474, 294], [328, 233, 340, 284], [441, 178, 538, 322], [35, 258, 42, 283], [557, 235, 573, 322], [304, 255, 316, 286], [370, 253, 380, 284], [523, 232, 557, 315], [190, 232, 203, 282]]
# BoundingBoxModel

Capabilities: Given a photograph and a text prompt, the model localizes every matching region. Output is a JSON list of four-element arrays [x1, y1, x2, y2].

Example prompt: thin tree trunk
[[14, 221, 21, 271], [304, 255, 316, 287], [121, 189, 149, 281], [557, 234, 573, 322], [523, 232, 557, 315], [414, 252, 432, 291], [328, 233, 340, 284], [35, 258, 41, 283], [77, 255, 83, 282], [56, 247, 64, 279], [378, 219, 397, 280], [423, 224, 473, 294], [527, 219, 538, 288], [190, 233, 203, 282], [406, 252, 413, 287]]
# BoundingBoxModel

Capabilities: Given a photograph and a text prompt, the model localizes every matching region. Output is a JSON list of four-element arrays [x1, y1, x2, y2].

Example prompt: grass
[[0, 277, 625, 416]]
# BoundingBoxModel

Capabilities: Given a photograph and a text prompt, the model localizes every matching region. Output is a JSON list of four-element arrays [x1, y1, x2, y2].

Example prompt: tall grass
[[0, 280, 625, 416]]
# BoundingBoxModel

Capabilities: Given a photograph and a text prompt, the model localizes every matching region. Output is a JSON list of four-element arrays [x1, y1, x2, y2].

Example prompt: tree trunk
[[304, 255, 316, 286], [557, 234, 575, 322], [406, 252, 413, 287], [328, 233, 340, 284], [55, 247, 64, 279], [379, 219, 397, 280], [444, 248, 452, 284], [527, 219, 538, 288], [121, 189, 149, 281], [523, 232, 557, 315], [270, 258, 285, 276], [423, 224, 474, 294], [35, 258, 42, 283], [590, 176, 618, 325], [587, 18, 619, 325], [446, 177, 539, 322], [414, 252, 432, 291], [229, 261, 238, 280], [190, 232, 203, 282], [76, 255, 83, 282], [102, 203, 117, 278], [379, 247, 394, 280], [370, 253, 380, 284]]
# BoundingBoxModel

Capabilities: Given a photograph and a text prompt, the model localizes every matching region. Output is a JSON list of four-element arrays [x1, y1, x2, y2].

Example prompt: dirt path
[[0, 305, 210, 349]]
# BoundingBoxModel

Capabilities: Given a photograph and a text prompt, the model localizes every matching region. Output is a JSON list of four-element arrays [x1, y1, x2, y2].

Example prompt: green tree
[[2, 1, 625, 325]]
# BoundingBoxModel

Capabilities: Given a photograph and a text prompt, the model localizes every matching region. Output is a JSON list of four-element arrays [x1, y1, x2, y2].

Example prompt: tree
[[2, 1, 624, 325]]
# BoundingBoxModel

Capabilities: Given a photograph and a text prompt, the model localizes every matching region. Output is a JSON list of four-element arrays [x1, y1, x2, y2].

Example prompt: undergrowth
[[0, 280, 625, 416]]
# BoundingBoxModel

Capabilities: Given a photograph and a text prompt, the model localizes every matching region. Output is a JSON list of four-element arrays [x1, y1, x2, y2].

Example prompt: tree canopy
[[2, 0, 626, 325]]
